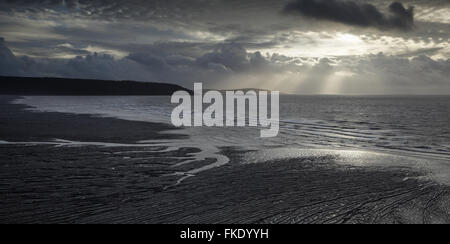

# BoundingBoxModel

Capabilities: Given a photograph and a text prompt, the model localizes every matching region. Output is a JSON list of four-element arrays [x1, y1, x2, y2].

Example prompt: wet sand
[[0, 96, 449, 224], [0, 96, 186, 143]]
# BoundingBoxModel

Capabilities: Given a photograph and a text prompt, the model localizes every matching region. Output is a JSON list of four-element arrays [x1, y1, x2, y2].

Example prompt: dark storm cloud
[[0, 37, 22, 75], [1, 0, 447, 51], [283, 0, 415, 31], [2, 36, 450, 94], [0, 37, 277, 86], [0, 37, 153, 80], [0, 0, 215, 21]]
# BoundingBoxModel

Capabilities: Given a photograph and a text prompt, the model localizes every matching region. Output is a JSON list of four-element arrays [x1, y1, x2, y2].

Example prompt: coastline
[[0, 96, 449, 224], [0, 96, 187, 143]]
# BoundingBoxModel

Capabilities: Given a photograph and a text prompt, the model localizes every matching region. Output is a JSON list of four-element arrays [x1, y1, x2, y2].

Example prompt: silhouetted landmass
[[0, 76, 192, 95], [217, 88, 272, 93]]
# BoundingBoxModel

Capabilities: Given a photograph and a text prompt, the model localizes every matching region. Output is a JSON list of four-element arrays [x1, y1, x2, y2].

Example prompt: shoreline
[[0, 96, 449, 224], [0, 96, 187, 143]]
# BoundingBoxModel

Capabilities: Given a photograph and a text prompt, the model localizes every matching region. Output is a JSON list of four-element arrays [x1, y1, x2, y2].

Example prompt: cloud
[[1, 0, 448, 62], [2, 37, 450, 95], [124, 43, 278, 86], [0, 37, 24, 76], [0, 0, 220, 22], [0, 37, 155, 81], [0, 38, 276, 87], [337, 53, 450, 94], [283, 0, 415, 31]]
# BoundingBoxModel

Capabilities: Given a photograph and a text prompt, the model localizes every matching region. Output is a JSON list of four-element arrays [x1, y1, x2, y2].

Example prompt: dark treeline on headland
[[0, 76, 192, 95]]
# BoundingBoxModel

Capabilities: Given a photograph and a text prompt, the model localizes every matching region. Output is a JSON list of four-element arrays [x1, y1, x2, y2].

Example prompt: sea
[[12, 95, 450, 184]]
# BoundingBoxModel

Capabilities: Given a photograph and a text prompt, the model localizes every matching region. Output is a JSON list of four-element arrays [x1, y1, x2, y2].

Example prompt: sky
[[0, 0, 449, 95]]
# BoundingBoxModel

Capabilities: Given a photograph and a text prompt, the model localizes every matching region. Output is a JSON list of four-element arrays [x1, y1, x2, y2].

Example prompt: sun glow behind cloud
[[258, 30, 448, 61], [260, 32, 369, 58]]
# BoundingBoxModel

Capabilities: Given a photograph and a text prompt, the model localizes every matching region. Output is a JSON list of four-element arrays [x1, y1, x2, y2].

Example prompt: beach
[[0, 96, 449, 224]]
